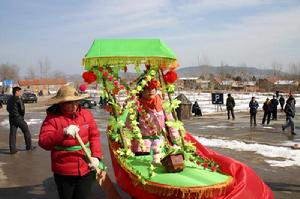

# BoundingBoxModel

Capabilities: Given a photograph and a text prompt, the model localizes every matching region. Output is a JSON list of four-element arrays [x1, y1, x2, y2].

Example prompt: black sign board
[[212, 93, 224, 104]]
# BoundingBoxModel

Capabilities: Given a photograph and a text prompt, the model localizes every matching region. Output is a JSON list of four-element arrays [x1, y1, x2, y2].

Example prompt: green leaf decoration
[[184, 141, 196, 153], [165, 120, 184, 130]]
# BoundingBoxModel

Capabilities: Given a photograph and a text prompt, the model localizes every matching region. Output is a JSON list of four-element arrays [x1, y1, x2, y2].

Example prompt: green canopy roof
[[82, 39, 177, 67]]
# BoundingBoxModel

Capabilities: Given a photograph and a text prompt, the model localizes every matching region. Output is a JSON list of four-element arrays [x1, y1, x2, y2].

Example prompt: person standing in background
[[282, 95, 296, 135], [270, 95, 279, 120], [249, 97, 259, 127], [226, 93, 235, 120], [6, 86, 35, 154], [279, 95, 285, 112], [262, 98, 272, 125], [192, 101, 202, 116]]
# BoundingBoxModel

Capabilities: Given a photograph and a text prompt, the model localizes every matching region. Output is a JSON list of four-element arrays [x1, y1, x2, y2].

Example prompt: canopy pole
[[102, 77, 128, 149], [158, 69, 186, 149]]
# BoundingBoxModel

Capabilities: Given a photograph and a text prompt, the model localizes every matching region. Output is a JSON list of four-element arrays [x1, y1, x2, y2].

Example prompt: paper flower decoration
[[163, 70, 177, 84], [79, 84, 87, 92], [99, 67, 104, 72], [82, 71, 97, 84], [146, 79, 160, 89], [103, 71, 109, 77], [108, 76, 113, 81]]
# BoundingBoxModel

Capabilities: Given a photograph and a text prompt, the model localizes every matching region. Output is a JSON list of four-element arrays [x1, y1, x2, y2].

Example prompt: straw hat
[[47, 85, 89, 105]]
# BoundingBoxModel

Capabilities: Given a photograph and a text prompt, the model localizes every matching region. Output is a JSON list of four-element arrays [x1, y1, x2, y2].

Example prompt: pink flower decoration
[[103, 71, 109, 77], [79, 84, 87, 92], [99, 67, 104, 72], [108, 76, 113, 81], [120, 85, 125, 90], [211, 166, 217, 172], [113, 80, 119, 86]]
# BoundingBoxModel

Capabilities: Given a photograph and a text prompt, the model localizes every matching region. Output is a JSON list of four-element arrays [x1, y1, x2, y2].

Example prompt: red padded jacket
[[39, 104, 102, 176]]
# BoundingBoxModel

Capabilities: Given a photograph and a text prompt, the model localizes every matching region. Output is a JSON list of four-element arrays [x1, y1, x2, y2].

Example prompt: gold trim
[[109, 138, 233, 199]]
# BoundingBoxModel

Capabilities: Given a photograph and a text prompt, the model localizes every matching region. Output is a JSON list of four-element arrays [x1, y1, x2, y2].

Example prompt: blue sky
[[1, 0, 300, 76]]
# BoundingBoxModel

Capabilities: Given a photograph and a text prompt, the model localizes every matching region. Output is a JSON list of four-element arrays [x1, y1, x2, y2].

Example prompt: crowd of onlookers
[[191, 92, 297, 135]]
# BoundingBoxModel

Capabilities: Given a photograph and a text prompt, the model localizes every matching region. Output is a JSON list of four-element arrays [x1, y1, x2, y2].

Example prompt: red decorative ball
[[79, 84, 87, 92], [163, 70, 177, 84], [82, 71, 97, 84]]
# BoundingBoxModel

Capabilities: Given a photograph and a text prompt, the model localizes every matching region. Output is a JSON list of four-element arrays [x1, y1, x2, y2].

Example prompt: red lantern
[[163, 70, 177, 84], [82, 71, 97, 84]]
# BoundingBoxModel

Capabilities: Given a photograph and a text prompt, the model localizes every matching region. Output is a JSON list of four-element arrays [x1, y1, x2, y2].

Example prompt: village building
[[18, 78, 67, 95]]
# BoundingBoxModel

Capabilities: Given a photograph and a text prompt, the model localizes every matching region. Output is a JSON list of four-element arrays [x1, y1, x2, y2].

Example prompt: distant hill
[[176, 65, 287, 78]]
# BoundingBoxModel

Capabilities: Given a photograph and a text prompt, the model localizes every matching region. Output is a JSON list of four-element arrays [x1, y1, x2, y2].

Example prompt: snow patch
[[196, 136, 300, 167]]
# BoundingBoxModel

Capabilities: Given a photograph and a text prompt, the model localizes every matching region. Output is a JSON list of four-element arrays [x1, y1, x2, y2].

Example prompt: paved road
[[0, 104, 299, 199]]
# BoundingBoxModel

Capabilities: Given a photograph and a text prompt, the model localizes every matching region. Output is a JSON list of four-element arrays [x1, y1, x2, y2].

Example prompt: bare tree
[[38, 57, 51, 93], [38, 57, 51, 79], [52, 70, 65, 78], [271, 61, 282, 77], [26, 66, 36, 79], [198, 53, 210, 66], [0, 63, 20, 81]]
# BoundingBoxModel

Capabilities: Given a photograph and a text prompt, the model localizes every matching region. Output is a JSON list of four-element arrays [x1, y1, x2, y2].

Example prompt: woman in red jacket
[[39, 85, 103, 199]]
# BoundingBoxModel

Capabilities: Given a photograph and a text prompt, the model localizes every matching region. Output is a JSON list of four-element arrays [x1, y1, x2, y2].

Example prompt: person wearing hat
[[39, 85, 103, 199]]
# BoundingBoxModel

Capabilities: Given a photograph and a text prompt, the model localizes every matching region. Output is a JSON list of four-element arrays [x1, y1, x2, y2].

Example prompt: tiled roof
[[18, 78, 67, 86]]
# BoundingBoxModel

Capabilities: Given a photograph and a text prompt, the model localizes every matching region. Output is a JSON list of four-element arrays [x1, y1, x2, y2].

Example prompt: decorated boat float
[[81, 39, 273, 199]]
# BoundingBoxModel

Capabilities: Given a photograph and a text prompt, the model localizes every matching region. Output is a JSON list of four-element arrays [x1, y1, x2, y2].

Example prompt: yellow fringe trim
[[82, 56, 176, 68], [109, 139, 233, 199]]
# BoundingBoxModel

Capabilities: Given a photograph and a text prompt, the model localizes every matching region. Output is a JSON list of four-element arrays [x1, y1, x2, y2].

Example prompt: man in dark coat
[[192, 101, 202, 116], [249, 97, 259, 127], [6, 87, 35, 154], [282, 95, 296, 135], [226, 94, 235, 120], [279, 95, 285, 112], [270, 95, 278, 120], [262, 98, 272, 125]]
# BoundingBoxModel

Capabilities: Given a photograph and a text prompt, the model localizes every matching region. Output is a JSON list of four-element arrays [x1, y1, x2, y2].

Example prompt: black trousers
[[54, 172, 94, 199], [9, 118, 32, 152], [262, 112, 271, 125], [250, 113, 257, 126], [227, 108, 235, 120], [272, 110, 277, 120]]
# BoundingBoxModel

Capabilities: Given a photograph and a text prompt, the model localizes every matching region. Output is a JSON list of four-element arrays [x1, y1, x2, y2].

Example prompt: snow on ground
[[174, 91, 300, 114], [0, 118, 43, 129], [196, 136, 300, 167]]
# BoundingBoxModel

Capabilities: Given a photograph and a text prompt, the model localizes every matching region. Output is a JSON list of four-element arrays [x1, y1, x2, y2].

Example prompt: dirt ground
[[0, 96, 299, 199]]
